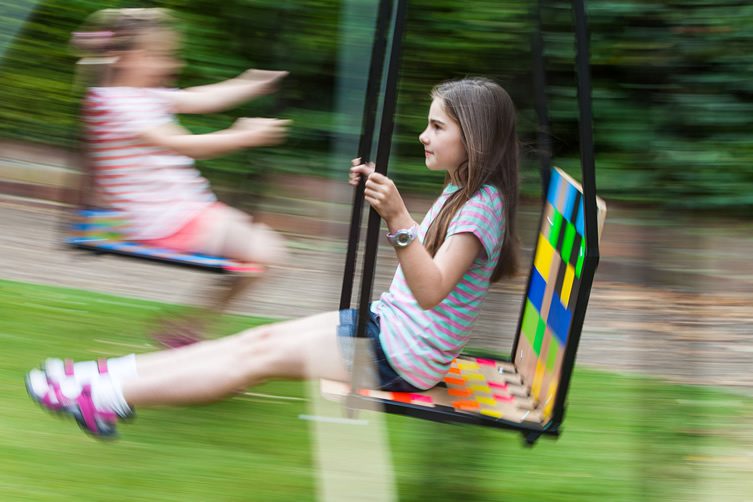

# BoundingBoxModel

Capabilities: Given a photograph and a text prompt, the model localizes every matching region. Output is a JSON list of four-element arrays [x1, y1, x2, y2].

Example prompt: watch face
[[396, 232, 411, 245], [387, 226, 417, 247]]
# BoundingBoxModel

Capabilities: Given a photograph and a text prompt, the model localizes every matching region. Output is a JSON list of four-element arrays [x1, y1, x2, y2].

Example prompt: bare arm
[[139, 118, 289, 160], [350, 162, 482, 309], [170, 70, 288, 114]]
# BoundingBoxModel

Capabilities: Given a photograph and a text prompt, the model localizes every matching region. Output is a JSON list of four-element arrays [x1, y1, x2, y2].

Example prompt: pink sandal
[[25, 370, 126, 439]]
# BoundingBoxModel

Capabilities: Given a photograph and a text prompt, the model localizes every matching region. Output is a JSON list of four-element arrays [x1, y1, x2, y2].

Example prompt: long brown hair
[[422, 77, 520, 281]]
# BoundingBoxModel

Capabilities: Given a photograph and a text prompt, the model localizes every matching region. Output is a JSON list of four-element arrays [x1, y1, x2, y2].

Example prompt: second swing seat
[[66, 208, 264, 275]]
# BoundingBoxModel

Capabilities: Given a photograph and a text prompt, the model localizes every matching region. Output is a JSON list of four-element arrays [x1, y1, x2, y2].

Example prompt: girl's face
[[113, 28, 183, 87], [419, 98, 467, 176]]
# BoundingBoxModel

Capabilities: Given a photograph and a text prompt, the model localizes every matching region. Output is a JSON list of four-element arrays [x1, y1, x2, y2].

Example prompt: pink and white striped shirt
[[373, 184, 505, 389], [83, 87, 215, 240]]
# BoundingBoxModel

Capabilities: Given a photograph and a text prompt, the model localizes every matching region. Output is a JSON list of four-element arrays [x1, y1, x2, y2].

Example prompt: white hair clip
[[72, 31, 114, 39], [77, 56, 119, 65]]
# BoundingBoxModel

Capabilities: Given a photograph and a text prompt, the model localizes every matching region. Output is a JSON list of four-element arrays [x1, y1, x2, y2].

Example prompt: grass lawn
[[1, 279, 752, 501]]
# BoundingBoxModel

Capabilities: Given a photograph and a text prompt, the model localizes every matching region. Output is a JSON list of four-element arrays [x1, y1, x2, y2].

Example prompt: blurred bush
[[0, 0, 752, 211]]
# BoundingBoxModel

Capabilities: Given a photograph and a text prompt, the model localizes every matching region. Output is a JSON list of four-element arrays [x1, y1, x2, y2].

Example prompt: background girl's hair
[[423, 77, 521, 281], [70, 8, 176, 86], [71, 8, 175, 56]]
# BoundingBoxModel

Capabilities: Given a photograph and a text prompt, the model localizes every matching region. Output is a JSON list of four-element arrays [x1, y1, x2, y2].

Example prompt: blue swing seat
[[67, 208, 264, 275]]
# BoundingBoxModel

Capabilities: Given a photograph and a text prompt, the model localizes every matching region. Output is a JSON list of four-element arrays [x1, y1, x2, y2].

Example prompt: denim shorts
[[336, 308, 422, 393]]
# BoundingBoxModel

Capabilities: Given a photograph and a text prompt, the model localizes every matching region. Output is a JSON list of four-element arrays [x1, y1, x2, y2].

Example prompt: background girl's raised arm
[[138, 118, 289, 159], [170, 69, 288, 114]]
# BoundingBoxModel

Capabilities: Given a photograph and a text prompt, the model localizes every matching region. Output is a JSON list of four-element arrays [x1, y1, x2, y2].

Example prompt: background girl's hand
[[232, 117, 290, 147], [239, 69, 288, 95], [349, 158, 374, 186]]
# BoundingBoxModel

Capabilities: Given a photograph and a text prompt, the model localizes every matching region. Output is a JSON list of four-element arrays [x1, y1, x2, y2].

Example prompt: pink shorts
[[141, 202, 226, 253]]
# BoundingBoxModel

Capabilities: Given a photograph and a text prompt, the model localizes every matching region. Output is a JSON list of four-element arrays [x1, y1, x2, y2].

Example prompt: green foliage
[[0, 1, 751, 210]]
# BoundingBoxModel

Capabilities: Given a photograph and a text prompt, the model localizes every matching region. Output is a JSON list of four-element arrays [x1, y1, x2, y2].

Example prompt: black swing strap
[[549, 0, 602, 426], [339, 0, 395, 310], [531, 0, 553, 198], [351, 0, 408, 393]]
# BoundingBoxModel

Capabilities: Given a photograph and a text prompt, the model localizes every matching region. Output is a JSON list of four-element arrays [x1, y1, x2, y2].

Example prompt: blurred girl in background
[[71, 8, 290, 346]]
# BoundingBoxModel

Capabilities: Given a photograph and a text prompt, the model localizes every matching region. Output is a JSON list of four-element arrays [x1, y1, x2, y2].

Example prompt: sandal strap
[[76, 384, 118, 435], [97, 359, 109, 375], [41, 379, 67, 410]]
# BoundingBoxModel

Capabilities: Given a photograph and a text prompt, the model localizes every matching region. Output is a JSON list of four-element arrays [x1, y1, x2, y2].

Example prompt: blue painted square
[[546, 168, 562, 208], [527, 268, 546, 313], [576, 199, 585, 236], [548, 296, 572, 345], [562, 183, 577, 223]]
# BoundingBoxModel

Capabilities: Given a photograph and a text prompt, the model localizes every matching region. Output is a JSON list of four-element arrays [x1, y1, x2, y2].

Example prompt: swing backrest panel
[[67, 208, 264, 274], [514, 166, 606, 423], [321, 166, 606, 432]]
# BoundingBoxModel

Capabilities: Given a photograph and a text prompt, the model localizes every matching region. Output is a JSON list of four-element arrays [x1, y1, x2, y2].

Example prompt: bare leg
[[125, 311, 348, 406], [192, 207, 288, 313], [152, 207, 288, 347], [205, 275, 257, 313]]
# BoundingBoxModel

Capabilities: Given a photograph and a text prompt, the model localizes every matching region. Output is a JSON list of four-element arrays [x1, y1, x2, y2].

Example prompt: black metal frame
[[339, 0, 601, 444]]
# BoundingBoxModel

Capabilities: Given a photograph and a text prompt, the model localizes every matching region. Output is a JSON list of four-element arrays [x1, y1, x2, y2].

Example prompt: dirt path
[[1, 191, 752, 395]]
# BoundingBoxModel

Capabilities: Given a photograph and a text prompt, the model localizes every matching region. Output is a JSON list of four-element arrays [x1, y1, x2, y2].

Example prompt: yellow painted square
[[533, 236, 555, 281], [560, 264, 575, 307], [481, 409, 503, 419], [457, 360, 480, 371], [465, 373, 485, 381], [543, 383, 558, 421], [531, 360, 545, 399]]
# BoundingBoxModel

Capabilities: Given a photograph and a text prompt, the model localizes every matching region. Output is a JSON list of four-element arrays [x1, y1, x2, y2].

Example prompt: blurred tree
[[0, 0, 751, 210]]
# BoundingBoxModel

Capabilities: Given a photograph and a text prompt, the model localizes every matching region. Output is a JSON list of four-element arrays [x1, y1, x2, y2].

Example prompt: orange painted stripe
[[448, 388, 472, 397], [452, 400, 480, 410], [444, 377, 466, 386], [391, 392, 414, 404]]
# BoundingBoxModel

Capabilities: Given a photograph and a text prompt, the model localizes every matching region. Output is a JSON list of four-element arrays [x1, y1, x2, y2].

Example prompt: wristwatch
[[386, 225, 418, 248]]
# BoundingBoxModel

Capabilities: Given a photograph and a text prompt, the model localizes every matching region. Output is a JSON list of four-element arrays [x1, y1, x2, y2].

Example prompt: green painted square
[[521, 300, 539, 347], [548, 209, 563, 248], [534, 318, 546, 356], [561, 222, 576, 263], [576, 238, 585, 278], [546, 337, 560, 371]]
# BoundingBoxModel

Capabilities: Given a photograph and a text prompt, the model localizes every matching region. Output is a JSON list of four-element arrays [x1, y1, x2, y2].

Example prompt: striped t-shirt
[[373, 183, 505, 390], [83, 87, 215, 240]]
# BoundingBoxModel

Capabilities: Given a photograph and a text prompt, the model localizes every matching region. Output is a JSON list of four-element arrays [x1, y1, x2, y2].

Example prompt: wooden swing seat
[[66, 208, 264, 275]]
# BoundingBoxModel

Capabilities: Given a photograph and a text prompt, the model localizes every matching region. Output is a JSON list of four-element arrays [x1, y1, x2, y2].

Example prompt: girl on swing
[[26, 77, 521, 439], [71, 8, 290, 346]]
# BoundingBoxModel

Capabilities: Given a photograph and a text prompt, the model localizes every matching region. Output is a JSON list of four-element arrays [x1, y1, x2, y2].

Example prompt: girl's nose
[[419, 130, 428, 145]]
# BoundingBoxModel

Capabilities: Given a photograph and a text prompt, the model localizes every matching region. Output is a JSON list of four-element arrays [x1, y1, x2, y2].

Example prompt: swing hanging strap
[[339, 0, 395, 311], [351, 0, 408, 393], [548, 0, 602, 426]]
